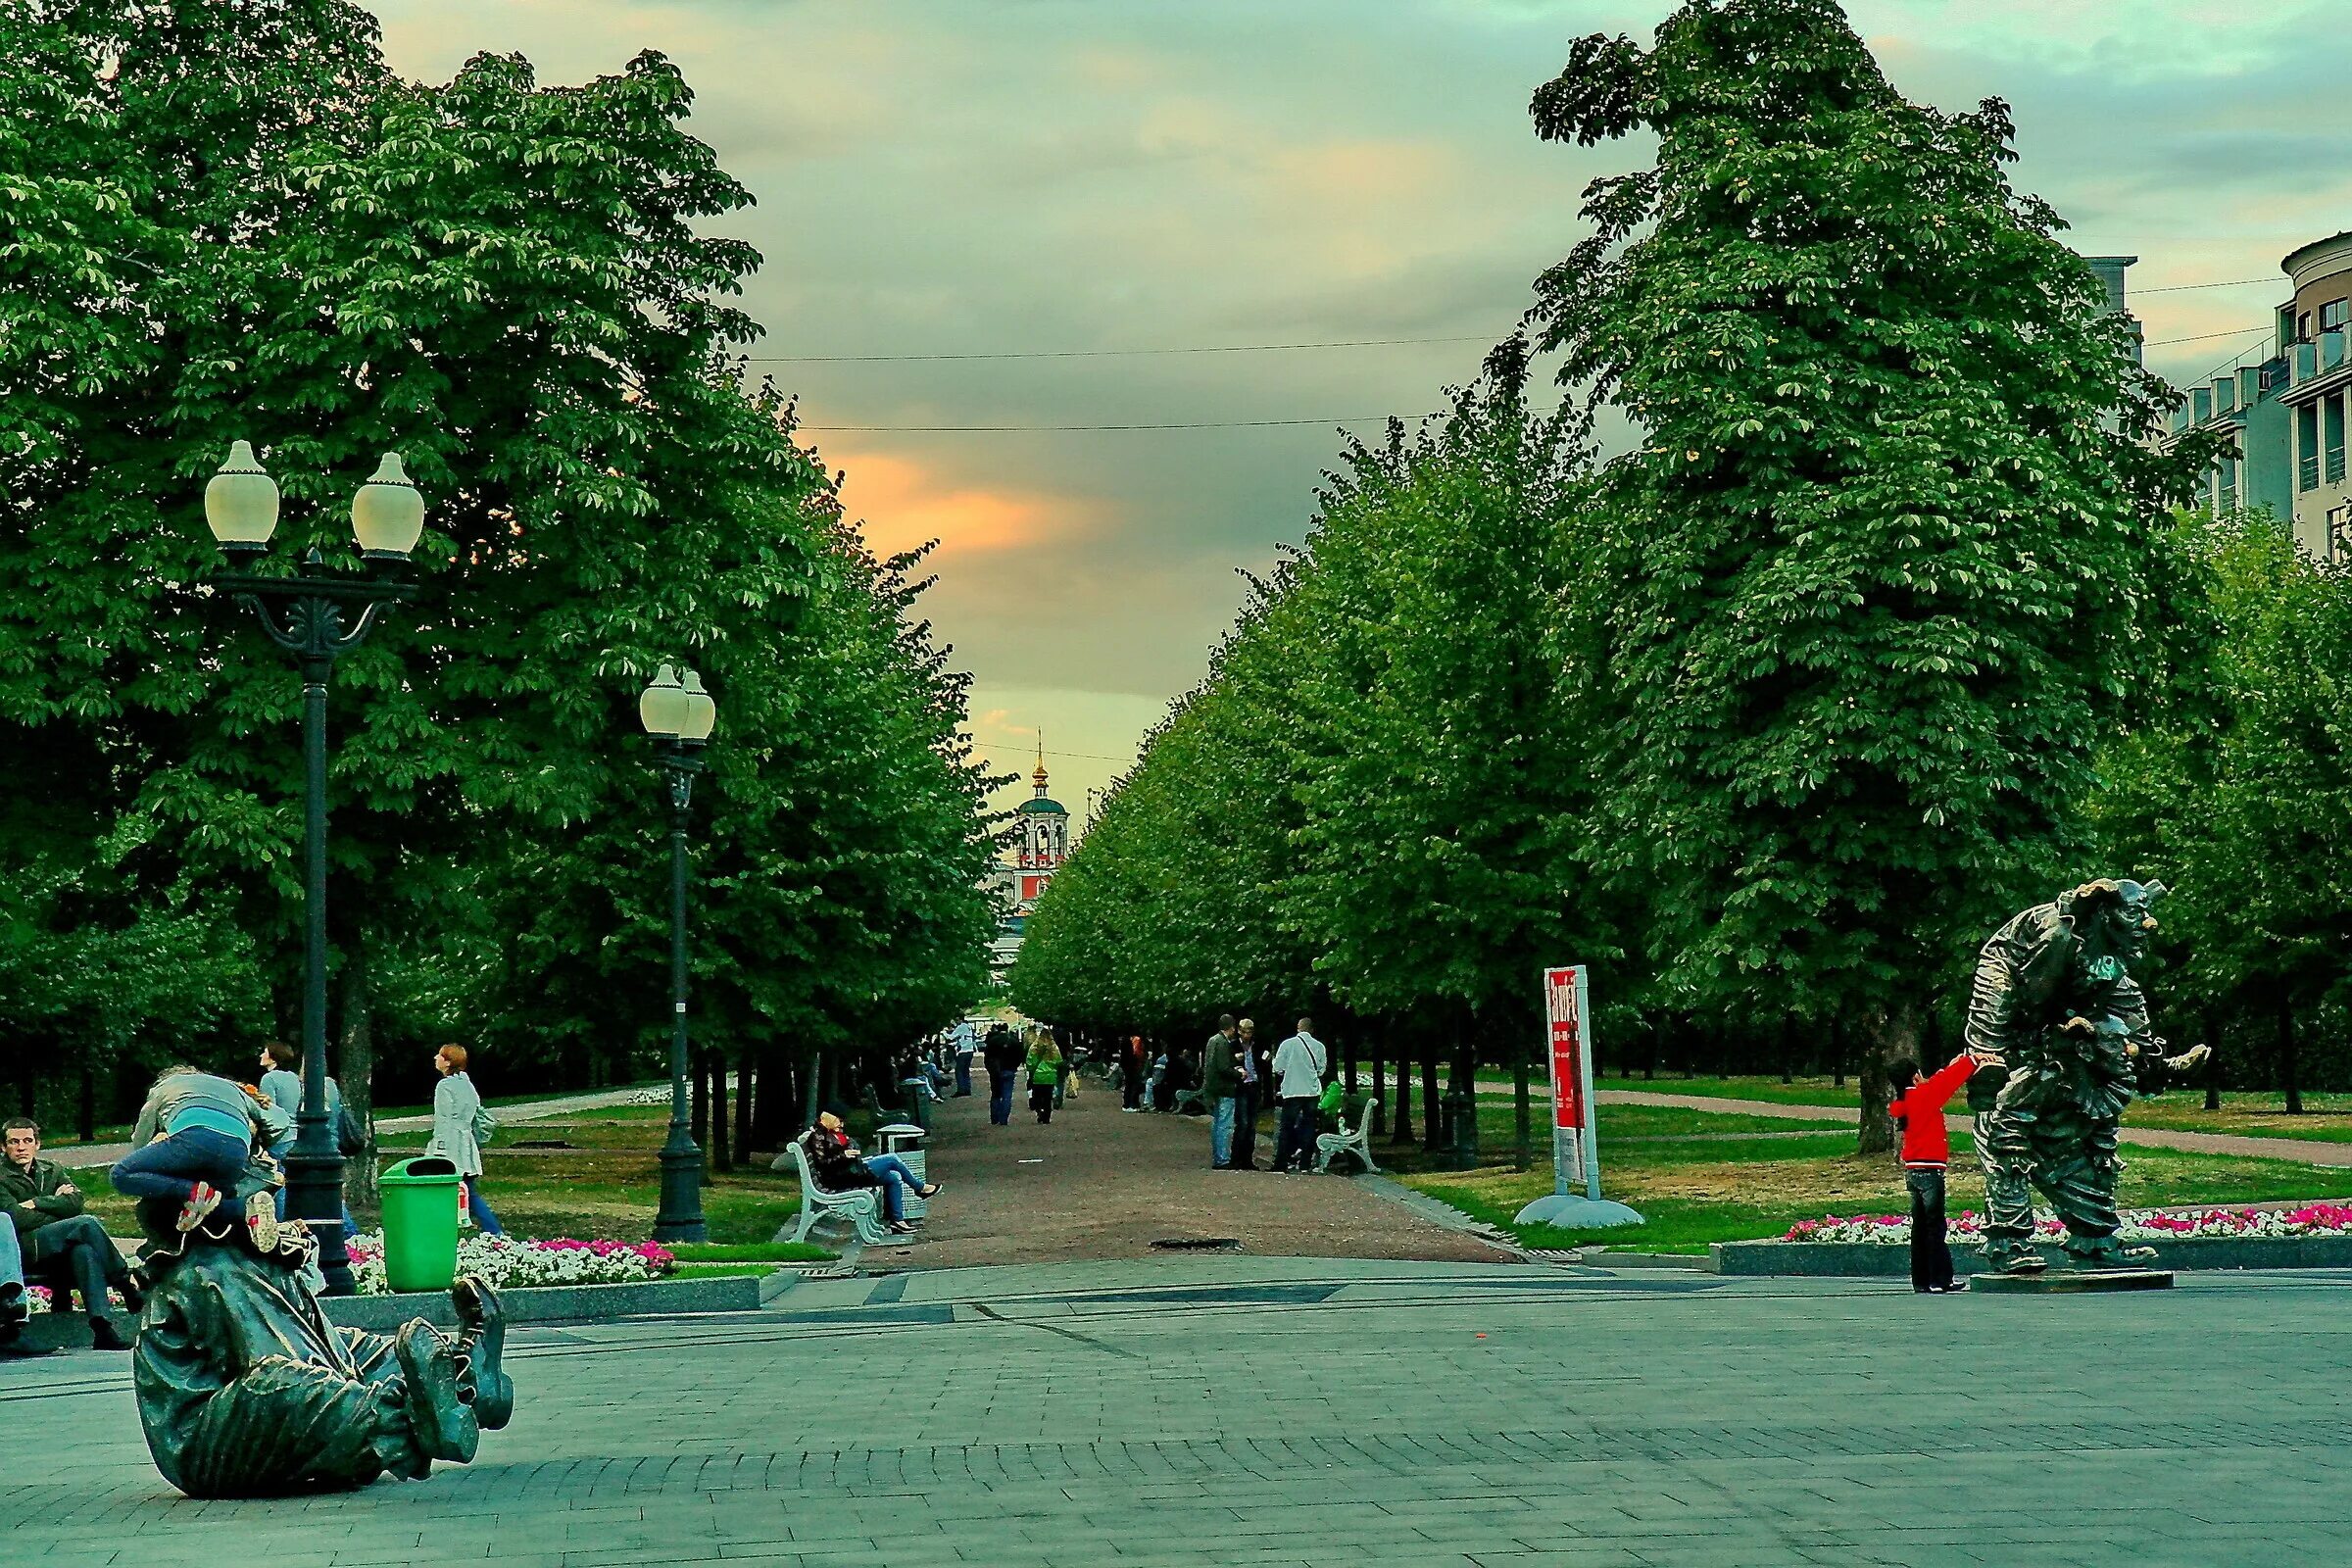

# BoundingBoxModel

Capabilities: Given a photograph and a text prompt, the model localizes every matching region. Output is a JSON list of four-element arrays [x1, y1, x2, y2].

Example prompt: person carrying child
[[1887, 1049, 1981, 1293]]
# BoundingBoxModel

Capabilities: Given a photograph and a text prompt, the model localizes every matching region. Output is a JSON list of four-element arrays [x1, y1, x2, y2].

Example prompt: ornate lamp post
[[202, 441, 425, 1296], [639, 663, 715, 1243]]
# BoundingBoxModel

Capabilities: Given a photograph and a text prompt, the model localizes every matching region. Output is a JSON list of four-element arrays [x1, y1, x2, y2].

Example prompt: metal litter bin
[[876, 1123, 928, 1220], [899, 1075, 932, 1130]]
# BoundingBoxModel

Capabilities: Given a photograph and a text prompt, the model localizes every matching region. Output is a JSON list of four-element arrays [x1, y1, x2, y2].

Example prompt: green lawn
[[67, 1102, 825, 1250], [1396, 1102, 2352, 1253]]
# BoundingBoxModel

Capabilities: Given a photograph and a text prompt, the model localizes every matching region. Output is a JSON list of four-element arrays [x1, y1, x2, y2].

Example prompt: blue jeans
[[989, 1068, 1015, 1125], [462, 1177, 505, 1236], [1211, 1097, 1238, 1167], [956, 1055, 973, 1096], [862, 1155, 920, 1222], [111, 1128, 249, 1202], [0, 1216, 22, 1297]]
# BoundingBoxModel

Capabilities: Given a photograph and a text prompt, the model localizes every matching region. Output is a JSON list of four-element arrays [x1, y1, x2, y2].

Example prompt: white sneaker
[[177, 1183, 224, 1232]]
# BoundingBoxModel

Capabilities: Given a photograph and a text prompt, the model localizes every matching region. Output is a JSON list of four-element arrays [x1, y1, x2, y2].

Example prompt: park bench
[[772, 1142, 894, 1247], [1315, 1098, 1381, 1175]]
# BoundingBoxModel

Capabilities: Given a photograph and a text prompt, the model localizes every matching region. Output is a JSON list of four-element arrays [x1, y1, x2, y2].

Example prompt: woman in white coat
[[423, 1044, 504, 1235]]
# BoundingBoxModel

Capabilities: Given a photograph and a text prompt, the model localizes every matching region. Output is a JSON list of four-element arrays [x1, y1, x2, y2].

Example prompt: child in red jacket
[[1887, 1051, 1980, 1293]]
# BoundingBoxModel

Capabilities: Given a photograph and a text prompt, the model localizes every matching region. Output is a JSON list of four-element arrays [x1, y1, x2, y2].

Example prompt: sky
[[368, 0, 2352, 824]]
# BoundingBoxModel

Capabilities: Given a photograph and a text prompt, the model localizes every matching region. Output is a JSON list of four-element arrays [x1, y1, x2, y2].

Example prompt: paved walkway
[[45, 1084, 660, 1168], [8, 1254, 2351, 1566], [1590, 1090, 2352, 1167], [876, 1076, 1506, 1269]]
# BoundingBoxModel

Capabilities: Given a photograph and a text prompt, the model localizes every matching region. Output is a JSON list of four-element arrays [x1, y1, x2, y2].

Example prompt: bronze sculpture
[[128, 1193, 513, 1497], [1964, 878, 2208, 1275]]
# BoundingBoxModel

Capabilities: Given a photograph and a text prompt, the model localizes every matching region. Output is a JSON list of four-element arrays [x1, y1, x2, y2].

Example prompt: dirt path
[[1594, 1090, 2352, 1167], [876, 1077, 1513, 1270]]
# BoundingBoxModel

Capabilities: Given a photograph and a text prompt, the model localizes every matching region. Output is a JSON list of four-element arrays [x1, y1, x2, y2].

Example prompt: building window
[[2326, 299, 2350, 333], [2300, 311, 2315, 341], [2299, 403, 2322, 491], [2329, 394, 2348, 486], [2331, 506, 2351, 563]]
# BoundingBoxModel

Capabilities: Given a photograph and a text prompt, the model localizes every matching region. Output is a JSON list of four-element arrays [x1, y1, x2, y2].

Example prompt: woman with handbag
[[424, 1044, 505, 1235]]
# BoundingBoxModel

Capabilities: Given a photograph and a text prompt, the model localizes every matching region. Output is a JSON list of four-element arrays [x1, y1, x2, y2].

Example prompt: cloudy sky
[[369, 0, 2352, 819]]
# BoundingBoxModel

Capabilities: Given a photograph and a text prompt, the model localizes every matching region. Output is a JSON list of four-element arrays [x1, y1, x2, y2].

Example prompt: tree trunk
[[735, 1047, 757, 1161], [1855, 1008, 1909, 1156], [2278, 997, 2302, 1114], [1832, 1014, 1846, 1089], [1391, 1032, 1414, 1144], [78, 1053, 96, 1144], [336, 919, 376, 1209], [710, 1050, 731, 1174], [1780, 1013, 1795, 1086], [1369, 1029, 1387, 1138], [692, 1049, 710, 1152], [1511, 1048, 1532, 1172], [807, 1053, 826, 1128], [2201, 1007, 2222, 1112], [1421, 1042, 1443, 1153]]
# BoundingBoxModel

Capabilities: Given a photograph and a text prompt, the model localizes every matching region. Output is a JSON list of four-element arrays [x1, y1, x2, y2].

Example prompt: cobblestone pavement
[[878, 1077, 1509, 1269], [7, 1256, 2351, 1567]]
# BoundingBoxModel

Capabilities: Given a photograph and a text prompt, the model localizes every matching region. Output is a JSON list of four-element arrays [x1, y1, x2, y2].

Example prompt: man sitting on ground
[[3, 1117, 143, 1350]]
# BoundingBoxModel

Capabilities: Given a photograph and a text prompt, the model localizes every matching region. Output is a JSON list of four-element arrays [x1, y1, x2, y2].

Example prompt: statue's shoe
[[2064, 1239, 2158, 1266], [395, 1321, 480, 1464], [1984, 1247, 2048, 1275], [452, 1276, 514, 1431]]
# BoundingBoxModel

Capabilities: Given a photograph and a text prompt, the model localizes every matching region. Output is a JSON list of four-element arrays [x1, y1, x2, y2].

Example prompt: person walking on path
[[1888, 1050, 1980, 1293], [1203, 1015, 1245, 1167], [424, 1044, 505, 1236], [984, 1024, 1022, 1126], [1230, 1019, 1265, 1170], [6, 1118, 144, 1350], [1025, 1032, 1064, 1124], [1272, 1018, 1329, 1173], [953, 1021, 977, 1099], [1121, 1035, 1149, 1112], [111, 1065, 288, 1242]]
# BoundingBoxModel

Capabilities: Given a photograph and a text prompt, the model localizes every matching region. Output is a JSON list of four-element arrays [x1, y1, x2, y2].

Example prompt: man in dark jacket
[[1202, 1015, 1247, 1168], [4, 1117, 142, 1349], [983, 1025, 1024, 1126]]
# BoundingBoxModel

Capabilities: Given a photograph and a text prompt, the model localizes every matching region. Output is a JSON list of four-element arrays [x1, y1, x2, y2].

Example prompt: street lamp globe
[[204, 441, 280, 557], [639, 663, 689, 738], [351, 454, 426, 562], [678, 669, 716, 744]]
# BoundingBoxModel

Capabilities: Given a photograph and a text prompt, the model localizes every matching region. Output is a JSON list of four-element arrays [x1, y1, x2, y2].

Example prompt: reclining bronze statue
[[127, 1189, 514, 1497], [1965, 878, 2209, 1275]]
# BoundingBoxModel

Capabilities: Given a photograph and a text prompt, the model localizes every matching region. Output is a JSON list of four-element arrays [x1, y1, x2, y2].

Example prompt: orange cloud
[[825, 443, 1098, 560]]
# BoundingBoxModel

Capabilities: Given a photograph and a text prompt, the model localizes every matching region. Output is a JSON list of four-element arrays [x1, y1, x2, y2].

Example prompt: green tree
[[1526, 0, 2222, 1149]]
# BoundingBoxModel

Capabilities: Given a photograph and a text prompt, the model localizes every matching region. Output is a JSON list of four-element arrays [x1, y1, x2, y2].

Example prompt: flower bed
[[23, 1286, 127, 1315], [345, 1233, 675, 1295], [1783, 1203, 2352, 1246]]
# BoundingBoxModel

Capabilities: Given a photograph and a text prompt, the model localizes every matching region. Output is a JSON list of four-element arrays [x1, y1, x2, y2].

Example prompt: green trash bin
[[378, 1155, 464, 1293]]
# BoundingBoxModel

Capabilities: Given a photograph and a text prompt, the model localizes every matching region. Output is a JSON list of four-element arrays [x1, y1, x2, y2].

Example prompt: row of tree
[[0, 1, 1001, 1166], [1010, 0, 2350, 1159]]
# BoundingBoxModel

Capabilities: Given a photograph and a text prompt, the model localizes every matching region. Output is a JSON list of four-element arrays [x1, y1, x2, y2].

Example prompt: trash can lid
[[876, 1123, 924, 1137], [381, 1155, 461, 1182]]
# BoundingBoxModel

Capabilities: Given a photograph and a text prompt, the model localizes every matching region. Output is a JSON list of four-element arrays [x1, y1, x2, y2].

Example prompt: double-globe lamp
[[200, 440, 425, 1296], [640, 662, 716, 1243]]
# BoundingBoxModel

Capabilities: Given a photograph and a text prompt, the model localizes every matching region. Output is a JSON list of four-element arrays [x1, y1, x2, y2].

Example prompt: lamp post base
[[652, 1140, 708, 1244], [283, 1148, 356, 1296]]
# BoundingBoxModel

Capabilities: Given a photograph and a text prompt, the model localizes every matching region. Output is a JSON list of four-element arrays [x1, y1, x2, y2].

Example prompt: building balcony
[[2282, 328, 2351, 404]]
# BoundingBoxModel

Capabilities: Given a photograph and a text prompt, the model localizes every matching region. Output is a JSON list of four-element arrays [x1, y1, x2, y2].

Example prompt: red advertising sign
[[1545, 965, 1585, 1131]]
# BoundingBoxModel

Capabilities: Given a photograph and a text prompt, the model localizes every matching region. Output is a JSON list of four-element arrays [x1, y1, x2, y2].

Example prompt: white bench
[[771, 1142, 893, 1246], [1316, 1098, 1381, 1174]]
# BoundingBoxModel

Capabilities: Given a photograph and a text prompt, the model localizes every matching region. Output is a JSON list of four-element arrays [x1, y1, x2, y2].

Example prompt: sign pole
[[1513, 962, 1642, 1229]]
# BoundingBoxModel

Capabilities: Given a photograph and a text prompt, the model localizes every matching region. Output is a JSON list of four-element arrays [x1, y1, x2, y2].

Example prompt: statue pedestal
[[1968, 1268, 2174, 1294]]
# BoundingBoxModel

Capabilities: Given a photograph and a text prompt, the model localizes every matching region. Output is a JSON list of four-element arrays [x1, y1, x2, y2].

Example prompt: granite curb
[[17, 1273, 762, 1349], [1712, 1232, 2352, 1276]]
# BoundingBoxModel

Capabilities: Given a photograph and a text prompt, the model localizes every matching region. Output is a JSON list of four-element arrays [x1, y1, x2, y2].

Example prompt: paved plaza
[[7, 1255, 2351, 1567]]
